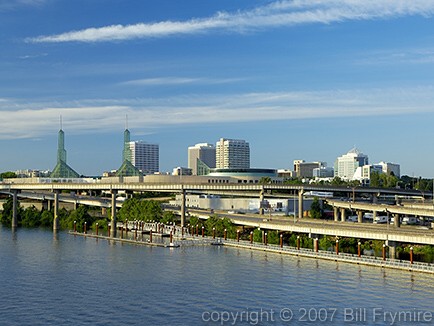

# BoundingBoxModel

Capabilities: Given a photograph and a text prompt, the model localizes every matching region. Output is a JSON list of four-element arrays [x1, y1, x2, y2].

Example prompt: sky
[[1, 0, 434, 177]]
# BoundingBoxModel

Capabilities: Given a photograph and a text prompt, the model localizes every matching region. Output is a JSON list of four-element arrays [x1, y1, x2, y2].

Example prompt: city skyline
[[1, 1, 434, 177]]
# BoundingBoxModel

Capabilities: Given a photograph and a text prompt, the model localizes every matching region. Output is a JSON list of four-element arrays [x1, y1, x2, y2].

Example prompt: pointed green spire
[[50, 124, 79, 178]]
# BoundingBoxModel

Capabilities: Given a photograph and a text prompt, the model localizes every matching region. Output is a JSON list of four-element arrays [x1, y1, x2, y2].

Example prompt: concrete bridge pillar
[[180, 188, 186, 227], [12, 190, 19, 228], [298, 190, 304, 219], [340, 208, 346, 222], [388, 241, 398, 259], [110, 190, 117, 237], [357, 210, 363, 223], [259, 188, 265, 215], [101, 207, 107, 216], [333, 206, 339, 222], [393, 214, 401, 228], [46, 199, 53, 211], [53, 190, 60, 231], [42, 200, 49, 211]]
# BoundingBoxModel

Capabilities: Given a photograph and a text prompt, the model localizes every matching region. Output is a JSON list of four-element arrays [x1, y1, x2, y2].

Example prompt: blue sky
[[1, 0, 434, 177]]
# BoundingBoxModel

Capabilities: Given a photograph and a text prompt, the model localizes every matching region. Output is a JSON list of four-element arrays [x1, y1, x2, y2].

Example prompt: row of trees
[[283, 174, 434, 191], [0, 197, 102, 231], [0, 197, 175, 231]]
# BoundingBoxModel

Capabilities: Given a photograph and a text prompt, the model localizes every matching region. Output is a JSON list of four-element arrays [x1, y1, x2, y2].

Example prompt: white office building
[[334, 148, 369, 180], [188, 143, 216, 175], [127, 141, 159, 174], [377, 161, 400, 178], [216, 138, 250, 169]]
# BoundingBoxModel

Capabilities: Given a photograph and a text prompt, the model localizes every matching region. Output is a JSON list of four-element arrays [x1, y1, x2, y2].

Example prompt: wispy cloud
[[0, 0, 47, 12], [28, 0, 434, 43], [356, 48, 434, 65], [18, 52, 48, 60], [120, 77, 245, 86], [1, 86, 434, 139]]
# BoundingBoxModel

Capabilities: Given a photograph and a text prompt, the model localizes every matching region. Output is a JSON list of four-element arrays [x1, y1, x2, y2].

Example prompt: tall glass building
[[127, 141, 159, 175]]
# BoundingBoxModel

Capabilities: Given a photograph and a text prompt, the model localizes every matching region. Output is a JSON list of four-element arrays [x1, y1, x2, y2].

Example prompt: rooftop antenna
[[125, 114, 128, 130], [60, 115, 63, 130]]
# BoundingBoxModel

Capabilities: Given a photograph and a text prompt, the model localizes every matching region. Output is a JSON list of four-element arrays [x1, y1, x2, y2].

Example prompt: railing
[[221, 238, 434, 273]]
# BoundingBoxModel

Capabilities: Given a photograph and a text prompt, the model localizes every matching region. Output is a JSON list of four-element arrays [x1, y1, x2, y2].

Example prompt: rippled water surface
[[0, 227, 432, 325]]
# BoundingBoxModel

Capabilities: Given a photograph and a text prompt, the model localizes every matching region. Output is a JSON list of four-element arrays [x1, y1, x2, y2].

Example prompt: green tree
[[161, 211, 176, 224], [141, 200, 163, 221], [253, 228, 263, 243], [259, 177, 272, 184], [331, 177, 345, 186], [118, 198, 143, 222], [283, 178, 305, 185], [40, 210, 54, 228], [309, 197, 322, 219], [266, 230, 280, 245], [188, 215, 203, 228], [60, 206, 95, 232], [0, 171, 17, 179], [204, 215, 236, 238], [21, 206, 41, 228], [118, 198, 163, 222], [319, 236, 334, 251], [0, 196, 23, 226]]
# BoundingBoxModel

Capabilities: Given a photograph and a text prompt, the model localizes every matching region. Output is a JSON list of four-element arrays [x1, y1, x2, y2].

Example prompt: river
[[0, 227, 432, 325]]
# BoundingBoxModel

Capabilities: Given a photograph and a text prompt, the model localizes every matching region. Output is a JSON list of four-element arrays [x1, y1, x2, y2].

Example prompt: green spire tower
[[50, 121, 80, 178], [123, 128, 131, 163], [116, 117, 142, 177]]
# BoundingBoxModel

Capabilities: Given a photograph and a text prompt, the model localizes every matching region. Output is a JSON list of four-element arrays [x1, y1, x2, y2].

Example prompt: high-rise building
[[216, 138, 250, 169], [127, 141, 159, 174], [377, 161, 400, 178], [334, 148, 369, 180], [293, 160, 325, 178], [188, 143, 216, 175]]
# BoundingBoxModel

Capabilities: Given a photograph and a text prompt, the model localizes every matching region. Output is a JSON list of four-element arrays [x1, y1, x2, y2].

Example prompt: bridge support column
[[47, 199, 53, 211], [12, 190, 19, 229], [180, 189, 186, 227], [357, 210, 363, 223], [393, 214, 401, 228], [387, 241, 398, 259], [298, 190, 304, 219], [259, 189, 265, 215], [42, 200, 49, 211], [53, 190, 60, 231], [333, 206, 339, 222], [110, 190, 117, 237], [340, 208, 346, 222]]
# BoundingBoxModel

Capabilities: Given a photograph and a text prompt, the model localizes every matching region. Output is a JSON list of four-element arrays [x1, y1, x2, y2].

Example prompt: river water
[[0, 227, 432, 325]]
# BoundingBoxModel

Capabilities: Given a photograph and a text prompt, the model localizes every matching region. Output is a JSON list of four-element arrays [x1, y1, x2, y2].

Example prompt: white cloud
[[0, 0, 47, 11], [356, 48, 434, 65], [28, 0, 434, 43], [120, 77, 245, 86], [19, 53, 48, 60], [1, 86, 434, 140]]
